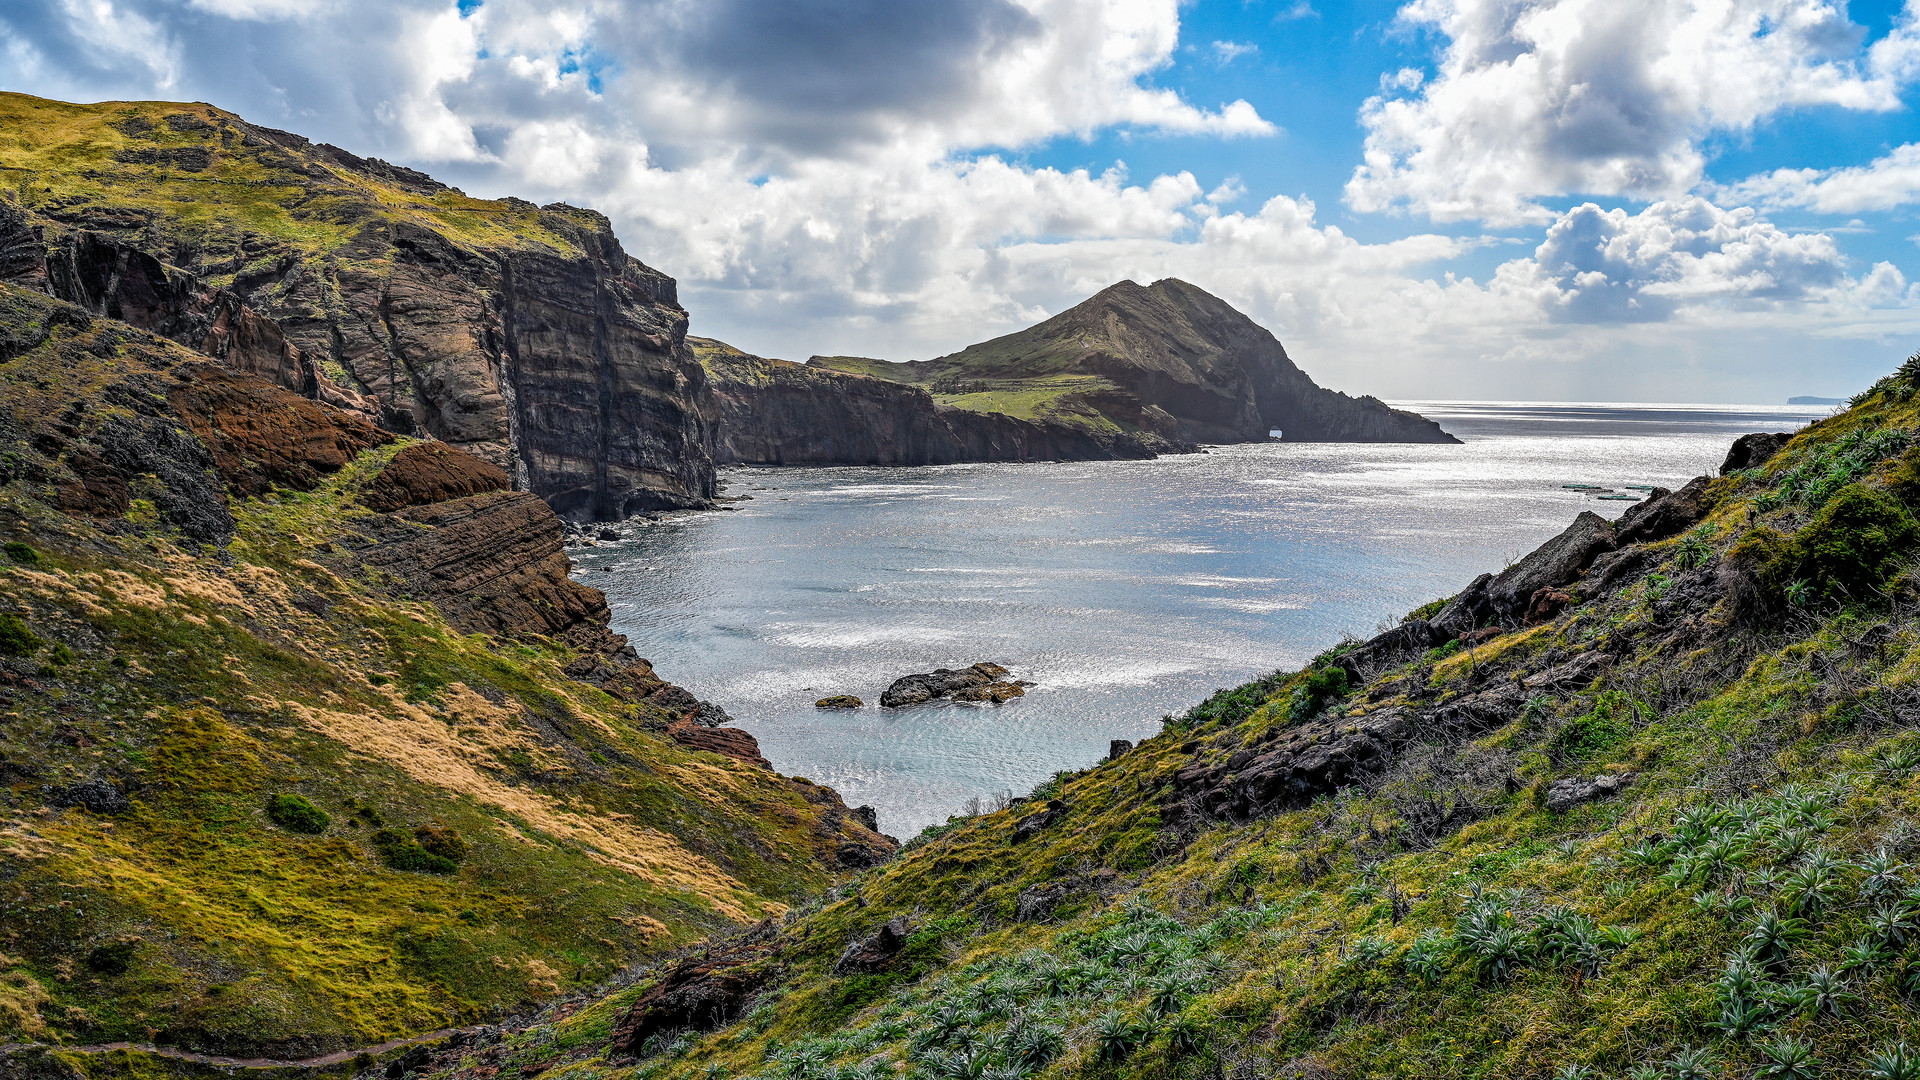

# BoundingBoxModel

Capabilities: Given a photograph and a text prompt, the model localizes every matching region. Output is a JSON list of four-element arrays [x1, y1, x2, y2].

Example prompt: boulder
[[1526, 588, 1574, 625], [1108, 739, 1133, 760], [880, 663, 1022, 707], [1721, 432, 1793, 475], [43, 778, 130, 814], [1433, 513, 1616, 633], [609, 932, 777, 1054], [1014, 883, 1069, 922], [832, 916, 911, 974], [1332, 619, 1446, 682], [851, 805, 880, 832], [815, 695, 863, 709], [1546, 772, 1638, 812], [1011, 799, 1068, 843], [1613, 476, 1711, 545]]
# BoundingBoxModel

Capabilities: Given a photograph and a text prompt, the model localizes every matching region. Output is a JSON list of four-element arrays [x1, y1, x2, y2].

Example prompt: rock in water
[[815, 695, 864, 709], [1721, 432, 1794, 474], [879, 662, 1026, 707]]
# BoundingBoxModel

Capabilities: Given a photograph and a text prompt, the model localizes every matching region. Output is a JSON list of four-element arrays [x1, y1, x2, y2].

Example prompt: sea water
[[571, 402, 1828, 836]]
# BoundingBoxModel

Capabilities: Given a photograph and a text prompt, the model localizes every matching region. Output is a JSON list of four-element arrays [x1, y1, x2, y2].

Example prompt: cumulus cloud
[[1722, 142, 1920, 214], [1347, 0, 1920, 224]]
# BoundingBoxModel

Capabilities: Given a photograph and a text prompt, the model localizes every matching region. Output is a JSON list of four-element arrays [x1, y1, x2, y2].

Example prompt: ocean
[[570, 401, 1828, 836]]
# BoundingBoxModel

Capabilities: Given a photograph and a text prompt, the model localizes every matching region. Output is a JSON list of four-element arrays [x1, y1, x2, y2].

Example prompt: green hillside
[[0, 283, 879, 1062], [398, 355, 1920, 1080]]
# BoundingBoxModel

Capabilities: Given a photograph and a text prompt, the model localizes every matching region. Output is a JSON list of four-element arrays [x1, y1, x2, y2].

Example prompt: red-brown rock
[[667, 721, 771, 769], [362, 443, 510, 511]]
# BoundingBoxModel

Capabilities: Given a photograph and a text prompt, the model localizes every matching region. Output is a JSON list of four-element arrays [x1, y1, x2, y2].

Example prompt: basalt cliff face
[[693, 338, 1165, 465], [818, 277, 1456, 448], [0, 92, 714, 520], [0, 281, 890, 1058]]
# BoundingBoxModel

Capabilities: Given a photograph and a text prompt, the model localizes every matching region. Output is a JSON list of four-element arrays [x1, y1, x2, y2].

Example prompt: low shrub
[[266, 793, 331, 834], [1288, 665, 1350, 722], [0, 613, 43, 657], [3, 541, 39, 564], [372, 827, 461, 874], [1770, 483, 1920, 606], [1551, 691, 1636, 761]]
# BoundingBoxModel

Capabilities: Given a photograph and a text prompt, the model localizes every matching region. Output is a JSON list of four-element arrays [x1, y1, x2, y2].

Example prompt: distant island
[[1789, 395, 1844, 405]]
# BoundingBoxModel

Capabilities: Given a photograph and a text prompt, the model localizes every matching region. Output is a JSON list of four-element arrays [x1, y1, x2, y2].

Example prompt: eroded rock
[[1614, 476, 1712, 545], [1546, 772, 1638, 812], [609, 930, 778, 1054], [880, 663, 1023, 707], [832, 916, 911, 974], [1722, 432, 1793, 474]]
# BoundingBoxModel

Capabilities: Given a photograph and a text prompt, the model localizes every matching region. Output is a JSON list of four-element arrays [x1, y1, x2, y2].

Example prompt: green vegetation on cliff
[[398, 356, 1920, 1080], [0, 283, 882, 1061]]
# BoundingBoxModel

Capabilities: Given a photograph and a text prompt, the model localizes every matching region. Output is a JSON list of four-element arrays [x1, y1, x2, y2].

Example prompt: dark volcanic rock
[[1011, 799, 1069, 843], [1433, 512, 1616, 633], [816, 695, 864, 709], [1015, 883, 1069, 922], [43, 778, 130, 814], [1722, 432, 1794, 474], [1614, 477, 1712, 545], [1332, 619, 1446, 682], [610, 930, 778, 1054], [880, 662, 1020, 707], [833, 916, 911, 974], [1165, 707, 1412, 826]]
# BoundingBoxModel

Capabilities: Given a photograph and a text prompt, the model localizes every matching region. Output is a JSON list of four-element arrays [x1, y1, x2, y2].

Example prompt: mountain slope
[[0, 282, 889, 1059], [0, 91, 715, 519], [383, 358, 1920, 1080], [817, 279, 1456, 446], [692, 337, 1165, 465]]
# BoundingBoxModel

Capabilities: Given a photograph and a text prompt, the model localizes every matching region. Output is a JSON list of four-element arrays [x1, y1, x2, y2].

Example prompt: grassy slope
[[804, 356, 1125, 433], [434, 362, 1920, 1080], [0, 288, 850, 1057]]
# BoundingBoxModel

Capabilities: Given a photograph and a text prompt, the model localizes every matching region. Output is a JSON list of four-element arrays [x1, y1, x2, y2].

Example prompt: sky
[[7, 1, 1920, 402]]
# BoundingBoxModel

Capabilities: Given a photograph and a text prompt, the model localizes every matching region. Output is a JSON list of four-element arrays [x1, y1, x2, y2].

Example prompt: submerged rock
[[815, 695, 864, 709]]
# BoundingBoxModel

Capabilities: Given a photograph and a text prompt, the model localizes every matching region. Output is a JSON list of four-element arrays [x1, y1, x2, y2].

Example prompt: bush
[[85, 939, 138, 976], [266, 793, 331, 834], [1551, 691, 1635, 761], [372, 827, 461, 873], [413, 824, 468, 862], [3, 541, 39, 564], [1762, 426, 1915, 510], [0, 613, 43, 656], [1288, 665, 1350, 723], [1770, 483, 1920, 606]]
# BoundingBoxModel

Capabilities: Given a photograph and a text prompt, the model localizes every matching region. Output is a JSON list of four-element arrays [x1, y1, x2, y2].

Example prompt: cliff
[[819, 277, 1457, 446], [381, 359, 1920, 1080], [0, 282, 890, 1058], [0, 92, 715, 519], [693, 338, 1167, 465]]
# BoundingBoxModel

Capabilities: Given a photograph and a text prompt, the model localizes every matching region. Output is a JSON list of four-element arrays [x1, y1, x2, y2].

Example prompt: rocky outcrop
[[362, 442, 510, 511], [164, 364, 392, 497], [0, 95, 716, 519], [1614, 476, 1712, 545], [1432, 512, 1618, 634], [1546, 772, 1638, 812], [1011, 799, 1069, 843], [668, 721, 772, 769], [833, 916, 911, 974], [1722, 432, 1794, 474], [879, 662, 1026, 707], [1165, 708, 1412, 826], [697, 339, 1165, 465], [609, 929, 780, 1054]]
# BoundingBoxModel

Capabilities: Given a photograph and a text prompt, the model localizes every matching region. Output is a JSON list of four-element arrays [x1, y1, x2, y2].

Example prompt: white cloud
[[1276, 1, 1318, 20], [1347, 0, 1920, 224], [1212, 40, 1258, 63], [1722, 142, 1920, 214]]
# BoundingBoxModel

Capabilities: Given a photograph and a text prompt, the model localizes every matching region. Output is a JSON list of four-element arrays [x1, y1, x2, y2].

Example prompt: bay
[[572, 401, 1828, 836]]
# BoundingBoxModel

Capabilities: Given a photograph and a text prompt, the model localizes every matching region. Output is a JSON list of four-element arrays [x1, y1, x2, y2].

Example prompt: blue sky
[[7, 0, 1920, 402]]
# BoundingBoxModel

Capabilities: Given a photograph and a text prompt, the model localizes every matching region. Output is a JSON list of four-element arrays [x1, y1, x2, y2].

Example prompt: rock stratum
[[0, 92, 715, 520], [0, 280, 892, 1059], [351, 360, 1920, 1080]]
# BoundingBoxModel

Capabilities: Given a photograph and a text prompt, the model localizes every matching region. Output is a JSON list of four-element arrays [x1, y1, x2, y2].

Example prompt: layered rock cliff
[[0, 92, 715, 519], [694, 338, 1166, 465]]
